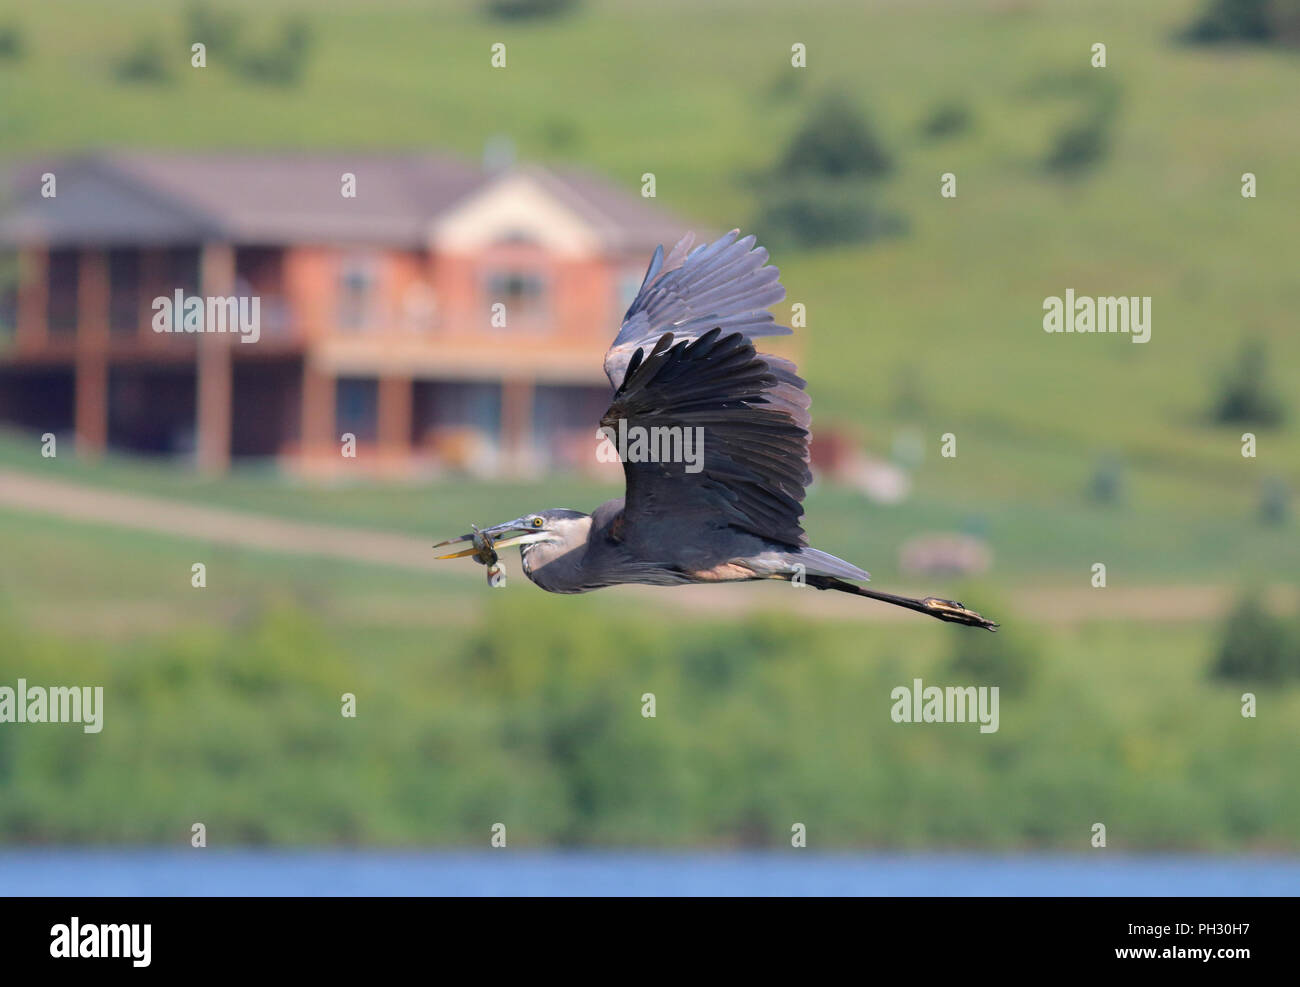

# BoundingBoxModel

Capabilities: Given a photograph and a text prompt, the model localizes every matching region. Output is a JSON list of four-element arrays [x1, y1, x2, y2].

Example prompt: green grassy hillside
[[0, 0, 1296, 849]]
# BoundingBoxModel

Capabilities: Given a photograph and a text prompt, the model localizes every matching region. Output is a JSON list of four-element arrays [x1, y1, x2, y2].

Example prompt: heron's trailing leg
[[806, 576, 999, 631]]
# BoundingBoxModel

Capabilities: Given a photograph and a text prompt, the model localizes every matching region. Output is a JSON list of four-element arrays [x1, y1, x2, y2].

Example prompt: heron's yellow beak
[[432, 540, 479, 560], [433, 520, 547, 560], [485, 532, 550, 550]]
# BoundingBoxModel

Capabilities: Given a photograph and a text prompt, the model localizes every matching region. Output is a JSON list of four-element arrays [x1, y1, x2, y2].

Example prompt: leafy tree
[[1259, 477, 1290, 526], [1184, 0, 1277, 42], [1087, 454, 1124, 506], [235, 16, 314, 86], [1045, 109, 1112, 176], [755, 178, 904, 248], [112, 38, 171, 84], [776, 89, 893, 180], [0, 22, 24, 60], [1210, 594, 1296, 683], [185, 2, 243, 56], [920, 101, 973, 140], [485, 0, 579, 21], [1212, 338, 1287, 427]]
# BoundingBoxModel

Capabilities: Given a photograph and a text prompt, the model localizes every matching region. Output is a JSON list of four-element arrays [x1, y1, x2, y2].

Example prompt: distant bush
[[1087, 454, 1124, 506], [1030, 70, 1121, 179], [1186, 0, 1274, 41], [1211, 338, 1287, 427], [184, 2, 243, 56], [1210, 593, 1297, 683], [235, 16, 313, 86], [762, 69, 806, 105], [183, 3, 312, 86], [1276, 0, 1300, 43], [919, 101, 973, 140], [1045, 108, 1113, 176], [754, 178, 905, 248], [776, 89, 893, 181], [540, 115, 581, 151], [0, 22, 24, 60], [1181, 0, 1300, 45], [112, 37, 171, 84], [1259, 477, 1290, 526], [756, 89, 903, 247], [485, 0, 578, 21]]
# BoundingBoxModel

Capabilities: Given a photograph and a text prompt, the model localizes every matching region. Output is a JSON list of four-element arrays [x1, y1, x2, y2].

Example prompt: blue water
[[1, 851, 1297, 896]]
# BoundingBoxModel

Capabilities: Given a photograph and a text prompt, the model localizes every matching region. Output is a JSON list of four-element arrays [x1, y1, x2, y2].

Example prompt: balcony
[[1, 245, 303, 356]]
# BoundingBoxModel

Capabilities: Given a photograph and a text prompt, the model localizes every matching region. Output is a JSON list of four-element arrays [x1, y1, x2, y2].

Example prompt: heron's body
[[516, 500, 866, 594], [436, 231, 998, 630]]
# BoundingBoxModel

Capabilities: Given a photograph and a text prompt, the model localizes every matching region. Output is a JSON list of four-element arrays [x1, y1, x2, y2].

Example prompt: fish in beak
[[435, 523, 531, 588], [433, 518, 550, 560]]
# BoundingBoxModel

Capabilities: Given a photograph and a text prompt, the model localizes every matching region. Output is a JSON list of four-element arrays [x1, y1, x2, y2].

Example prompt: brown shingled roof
[[0, 151, 691, 251]]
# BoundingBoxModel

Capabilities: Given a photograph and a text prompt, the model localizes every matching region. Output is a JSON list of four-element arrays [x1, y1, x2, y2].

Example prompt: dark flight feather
[[602, 327, 812, 547]]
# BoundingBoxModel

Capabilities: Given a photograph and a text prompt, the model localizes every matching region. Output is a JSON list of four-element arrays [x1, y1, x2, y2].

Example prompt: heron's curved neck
[[520, 516, 593, 593]]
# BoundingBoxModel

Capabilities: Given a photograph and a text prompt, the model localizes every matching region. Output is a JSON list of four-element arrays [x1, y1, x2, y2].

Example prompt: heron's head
[[434, 509, 590, 563]]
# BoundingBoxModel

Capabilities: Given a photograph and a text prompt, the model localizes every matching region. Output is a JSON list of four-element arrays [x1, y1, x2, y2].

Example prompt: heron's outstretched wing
[[601, 327, 812, 548], [603, 230, 792, 390]]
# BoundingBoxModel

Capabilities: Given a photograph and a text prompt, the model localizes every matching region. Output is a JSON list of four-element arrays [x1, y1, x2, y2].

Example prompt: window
[[236, 247, 288, 335], [166, 247, 200, 297], [109, 249, 141, 334], [47, 249, 79, 335], [335, 377, 378, 442], [338, 255, 378, 331], [485, 269, 547, 328]]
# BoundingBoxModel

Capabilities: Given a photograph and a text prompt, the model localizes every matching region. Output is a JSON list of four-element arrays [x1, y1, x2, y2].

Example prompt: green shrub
[[112, 38, 171, 84], [540, 115, 581, 151], [920, 101, 973, 140], [1045, 109, 1112, 176], [0, 22, 24, 60], [755, 178, 905, 248], [1212, 338, 1287, 427], [1033, 72, 1120, 179], [184, 2, 243, 56], [234, 16, 313, 86], [1183, 0, 1276, 43], [1210, 594, 1296, 683], [1259, 477, 1290, 526], [1087, 454, 1124, 506], [485, 0, 578, 21], [776, 89, 893, 181]]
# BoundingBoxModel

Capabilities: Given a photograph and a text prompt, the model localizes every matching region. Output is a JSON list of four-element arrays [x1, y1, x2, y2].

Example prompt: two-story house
[[0, 152, 688, 475]]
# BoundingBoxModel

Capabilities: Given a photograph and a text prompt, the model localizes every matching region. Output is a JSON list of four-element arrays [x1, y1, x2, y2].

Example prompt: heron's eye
[[532, 517, 544, 528]]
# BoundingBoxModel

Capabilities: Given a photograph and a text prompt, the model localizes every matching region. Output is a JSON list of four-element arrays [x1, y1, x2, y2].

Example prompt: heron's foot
[[921, 597, 999, 631]]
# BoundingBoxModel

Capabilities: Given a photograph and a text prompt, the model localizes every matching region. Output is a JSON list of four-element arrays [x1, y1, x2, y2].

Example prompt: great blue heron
[[436, 231, 997, 630]]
